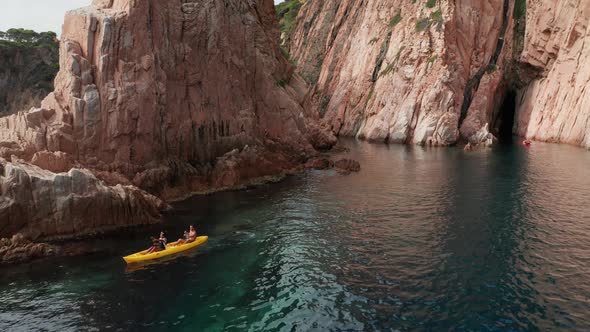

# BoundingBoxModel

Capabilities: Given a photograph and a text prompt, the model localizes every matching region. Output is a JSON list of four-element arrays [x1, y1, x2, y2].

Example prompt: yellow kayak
[[123, 236, 208, 264]]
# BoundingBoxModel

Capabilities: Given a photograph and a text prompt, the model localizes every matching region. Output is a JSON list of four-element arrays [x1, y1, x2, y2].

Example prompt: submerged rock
[[0, 234, 58, 264], [334, 159, 361, 174], [468, 123, 497, 147], [305, 157, 334, 170], [304, 156, 361, 174]]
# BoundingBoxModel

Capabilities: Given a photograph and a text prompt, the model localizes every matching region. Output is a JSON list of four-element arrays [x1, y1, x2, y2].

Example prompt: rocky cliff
[[287, 0, 590, 148], [516, 0, 590, 148], [0, 30, 59, 115], [0, 0, 329, 241]]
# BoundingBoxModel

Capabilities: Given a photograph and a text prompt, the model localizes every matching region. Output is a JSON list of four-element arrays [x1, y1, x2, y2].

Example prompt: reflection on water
[[1, 140, 590, 331]]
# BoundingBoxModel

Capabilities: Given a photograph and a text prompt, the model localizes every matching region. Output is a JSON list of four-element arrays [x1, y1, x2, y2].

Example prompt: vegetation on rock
[[0, 28, 57, 48], [389, 10, 403, 28], [514, 0, 526, 19], [0, 28, 59, 115], [275, 0, 303, 44]]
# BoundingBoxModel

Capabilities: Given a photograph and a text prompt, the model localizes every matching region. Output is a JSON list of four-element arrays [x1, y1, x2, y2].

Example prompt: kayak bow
[[123, 236, 208, 264]]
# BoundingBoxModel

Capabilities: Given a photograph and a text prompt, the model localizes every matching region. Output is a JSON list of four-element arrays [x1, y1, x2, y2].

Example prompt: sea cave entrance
[[493, 90, 517, 144]]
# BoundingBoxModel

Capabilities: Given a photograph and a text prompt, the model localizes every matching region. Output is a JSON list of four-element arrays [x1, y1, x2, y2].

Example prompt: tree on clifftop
[[0, 29, 57, 48], [0, 28, 60, 115]]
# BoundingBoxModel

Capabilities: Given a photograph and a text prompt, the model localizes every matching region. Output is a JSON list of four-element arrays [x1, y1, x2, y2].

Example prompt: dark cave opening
[[493, 90, 517, 144]]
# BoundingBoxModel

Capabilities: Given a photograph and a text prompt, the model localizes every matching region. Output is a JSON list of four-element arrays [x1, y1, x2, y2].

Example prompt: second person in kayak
[[176, 225, 197, 245], [188, 225, 197, 242]]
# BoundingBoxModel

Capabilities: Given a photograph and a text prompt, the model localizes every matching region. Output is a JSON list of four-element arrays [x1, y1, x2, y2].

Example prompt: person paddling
[[187, 225, 197, 243], [175, 231, 190, 245], [176, 225, 197, 245], [146, 231, 167, 254]]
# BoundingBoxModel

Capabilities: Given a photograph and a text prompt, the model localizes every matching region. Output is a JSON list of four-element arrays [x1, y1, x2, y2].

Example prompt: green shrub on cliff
[[431, 9, 443, 23], [275, 0, 303, 39], [389, 10, 403, 28], [0, 28, 59, 114], [514, 0, 526, 19], [416, 18, 431, 31]]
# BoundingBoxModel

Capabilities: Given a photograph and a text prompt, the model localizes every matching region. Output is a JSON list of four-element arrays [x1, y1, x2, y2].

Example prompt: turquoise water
[[1, 141, 590, 331]]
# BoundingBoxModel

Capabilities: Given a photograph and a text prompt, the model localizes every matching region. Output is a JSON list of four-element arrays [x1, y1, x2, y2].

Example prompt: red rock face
[[289, 0, 590, 148], [0, 0, 321, 240], [288, 0, 512, 145], [44, 0, 311, 173], [0, 0, 317, 189], [516, 0, 590, 148]]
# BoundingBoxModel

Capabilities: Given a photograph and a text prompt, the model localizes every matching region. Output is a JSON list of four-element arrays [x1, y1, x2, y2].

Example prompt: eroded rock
[[0, 234, 58, 264], [289, 0, 590, 149], [306, 122, 338, 151], [0, 158, 166, 240], [0, 0, 316, 187], [305, 157, 334, 170], [30, 151, 73, 173], [515, 0, 590, 148], [334, 159, 361, 174], [289, 0, 512, 145]]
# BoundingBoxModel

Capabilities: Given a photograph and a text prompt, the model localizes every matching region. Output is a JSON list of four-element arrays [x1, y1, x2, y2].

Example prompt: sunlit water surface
[[1, 141, 590, 331]]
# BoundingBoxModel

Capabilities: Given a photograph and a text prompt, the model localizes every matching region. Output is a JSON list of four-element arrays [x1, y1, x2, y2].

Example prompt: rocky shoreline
[[0, 233, 113, 266], [0, 234, 57, 265], [0, 0, 337, 254], [2, 0, 590, 264], [0, 142, 360, 265]]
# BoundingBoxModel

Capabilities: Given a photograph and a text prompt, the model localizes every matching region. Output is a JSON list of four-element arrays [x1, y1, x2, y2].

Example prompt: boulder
[[31, 151, 72, 173], [306, 122, 338, 151], [0, 233, 58, 264], [305, 157, 334, 170], [468, 123, 496, 147], [334, 159, 361, 174], [0, 159, 166, 240]]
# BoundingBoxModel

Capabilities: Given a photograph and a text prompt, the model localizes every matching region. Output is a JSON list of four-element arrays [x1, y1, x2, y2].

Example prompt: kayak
[[123, 236, 208, 264]]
